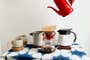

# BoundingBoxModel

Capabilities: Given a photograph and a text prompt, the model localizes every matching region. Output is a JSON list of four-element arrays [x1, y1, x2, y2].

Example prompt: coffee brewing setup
[[46, 0, 77, 50], [11, 0, 77, 52]]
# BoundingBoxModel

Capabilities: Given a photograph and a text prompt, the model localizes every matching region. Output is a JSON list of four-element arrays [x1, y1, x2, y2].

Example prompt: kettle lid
[[57, 28, 72, 35]]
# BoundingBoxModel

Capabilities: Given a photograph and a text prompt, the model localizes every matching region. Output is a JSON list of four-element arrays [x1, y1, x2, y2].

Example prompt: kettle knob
[[68, 0, 75, 5]]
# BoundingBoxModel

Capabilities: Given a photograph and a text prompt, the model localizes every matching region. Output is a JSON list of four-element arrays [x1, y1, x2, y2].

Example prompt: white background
[[0, 0, 90, 57]]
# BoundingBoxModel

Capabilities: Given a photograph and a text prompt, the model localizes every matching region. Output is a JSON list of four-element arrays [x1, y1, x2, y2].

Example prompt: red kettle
[[48, 0, 75, 17]]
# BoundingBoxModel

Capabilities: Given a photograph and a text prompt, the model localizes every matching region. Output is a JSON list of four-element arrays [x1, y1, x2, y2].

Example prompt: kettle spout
[[47, 6, 63, 16]]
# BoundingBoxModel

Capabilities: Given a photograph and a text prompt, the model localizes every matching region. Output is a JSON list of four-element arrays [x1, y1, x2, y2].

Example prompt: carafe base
[[58, 45, 71, 50]]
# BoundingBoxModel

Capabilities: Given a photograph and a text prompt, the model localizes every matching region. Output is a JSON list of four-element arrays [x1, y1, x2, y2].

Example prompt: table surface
[[2, 43, 87, 60]]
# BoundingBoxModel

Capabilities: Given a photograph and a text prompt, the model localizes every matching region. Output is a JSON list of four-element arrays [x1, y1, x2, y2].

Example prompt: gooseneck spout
[[47, 6, 63, 16]]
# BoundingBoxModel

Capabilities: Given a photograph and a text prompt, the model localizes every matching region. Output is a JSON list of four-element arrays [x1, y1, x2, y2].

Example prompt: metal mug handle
[[70, 31, 77, 42]]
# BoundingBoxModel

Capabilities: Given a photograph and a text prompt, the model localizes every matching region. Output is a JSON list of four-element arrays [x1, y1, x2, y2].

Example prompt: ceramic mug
[[15, 35, 28, 46], [12, 40, 23, 48], [30, 31, 43, 47]]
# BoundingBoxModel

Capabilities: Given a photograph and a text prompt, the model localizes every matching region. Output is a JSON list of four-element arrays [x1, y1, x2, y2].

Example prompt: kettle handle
[[68, 0, 75, 6], [70, 31, 77, 42]]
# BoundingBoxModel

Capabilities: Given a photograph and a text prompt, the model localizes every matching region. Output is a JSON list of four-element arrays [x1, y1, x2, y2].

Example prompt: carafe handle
[[70, 31, 77, 42]]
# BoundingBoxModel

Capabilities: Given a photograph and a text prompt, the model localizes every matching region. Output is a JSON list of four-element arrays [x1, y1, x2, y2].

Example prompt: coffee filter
[[42, 25, 56, 32]]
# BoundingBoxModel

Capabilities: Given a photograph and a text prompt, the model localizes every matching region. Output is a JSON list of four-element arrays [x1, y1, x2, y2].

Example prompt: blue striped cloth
[[3, 43, 87, 60]]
